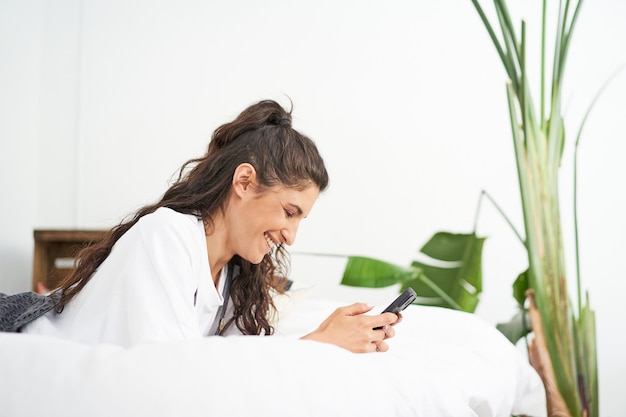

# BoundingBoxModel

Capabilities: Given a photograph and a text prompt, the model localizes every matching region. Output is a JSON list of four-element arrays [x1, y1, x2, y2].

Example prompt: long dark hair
[[54, 99, 329, 336]]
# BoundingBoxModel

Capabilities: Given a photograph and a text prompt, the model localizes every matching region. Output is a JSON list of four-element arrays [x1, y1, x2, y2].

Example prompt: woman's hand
[[300, 303, 400, 353]]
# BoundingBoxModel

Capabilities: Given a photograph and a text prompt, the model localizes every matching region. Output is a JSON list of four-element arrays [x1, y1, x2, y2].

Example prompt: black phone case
[[381, 287, 417, 314]]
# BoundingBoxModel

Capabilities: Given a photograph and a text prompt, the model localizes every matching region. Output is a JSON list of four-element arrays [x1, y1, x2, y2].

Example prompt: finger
[[383, 325, 396, 340], [370, 326, 386, 342], [383, 312, 400, 324], [341, 302, 375, 316], [374, 340, 389, 353], [372, 324, 395, 340], [357, 341, 378, 354], [390, 313, 403, 326], [371, 312, 399, 330]]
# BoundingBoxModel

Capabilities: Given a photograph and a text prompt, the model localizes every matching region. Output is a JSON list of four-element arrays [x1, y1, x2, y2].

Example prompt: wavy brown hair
[[54, 99, 329, 336]]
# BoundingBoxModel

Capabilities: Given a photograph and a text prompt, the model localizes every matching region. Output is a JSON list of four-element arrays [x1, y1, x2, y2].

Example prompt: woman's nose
[[281, 220, 300, 246]]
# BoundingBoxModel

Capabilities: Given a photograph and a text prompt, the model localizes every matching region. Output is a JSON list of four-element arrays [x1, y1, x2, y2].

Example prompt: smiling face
[[224, 163, 320, 265], [235, 184, 319, 264]]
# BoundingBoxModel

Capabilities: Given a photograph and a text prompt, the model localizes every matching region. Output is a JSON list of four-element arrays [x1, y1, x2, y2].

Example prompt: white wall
[[1, 0, 625, 414]]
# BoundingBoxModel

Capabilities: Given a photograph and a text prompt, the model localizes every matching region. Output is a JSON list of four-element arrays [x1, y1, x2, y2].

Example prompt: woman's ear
[[232, 163, 257, 197]]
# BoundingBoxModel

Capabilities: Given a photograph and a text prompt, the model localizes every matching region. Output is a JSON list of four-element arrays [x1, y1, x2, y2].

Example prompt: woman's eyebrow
[[288, 203, 304, 216]]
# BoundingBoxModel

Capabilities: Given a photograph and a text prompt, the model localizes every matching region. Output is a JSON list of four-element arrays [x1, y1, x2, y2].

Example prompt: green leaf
[[496, 310, 531, 344], [341, 257, 417, 288], [512, 269, 529, 306], [401, 275, 476, 312], [411, 232, 485, 312], [574, 294, 598, 417], [419, 232, 476, 261], [341, 232, 485, 313]]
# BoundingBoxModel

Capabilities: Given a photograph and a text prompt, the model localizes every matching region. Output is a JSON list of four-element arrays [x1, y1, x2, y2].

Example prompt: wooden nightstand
[[32, 230, 106, 292]]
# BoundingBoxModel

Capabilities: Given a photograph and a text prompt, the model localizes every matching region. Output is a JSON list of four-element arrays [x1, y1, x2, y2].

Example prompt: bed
[[0, 282, 546, 417]]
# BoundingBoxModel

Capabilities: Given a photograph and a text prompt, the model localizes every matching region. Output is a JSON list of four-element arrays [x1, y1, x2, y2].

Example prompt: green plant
[[340, 1, 617, 415], [469, 0, 596, 415]]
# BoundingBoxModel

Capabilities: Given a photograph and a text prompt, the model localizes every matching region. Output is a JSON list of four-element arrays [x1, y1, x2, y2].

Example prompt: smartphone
[[374, 288, 417, 330], [381, 287, 417, 314]]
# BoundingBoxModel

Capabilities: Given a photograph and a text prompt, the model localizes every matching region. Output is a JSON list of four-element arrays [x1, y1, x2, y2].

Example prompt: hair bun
[[208, 100, 293, 154], [268, 112, 292, 127]]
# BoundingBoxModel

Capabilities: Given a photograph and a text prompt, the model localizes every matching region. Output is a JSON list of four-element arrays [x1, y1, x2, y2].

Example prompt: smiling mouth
[[264, 232, 278, 251]]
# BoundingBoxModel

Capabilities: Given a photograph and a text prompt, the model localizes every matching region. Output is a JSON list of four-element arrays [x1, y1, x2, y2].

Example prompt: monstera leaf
[[341, 232, 485, 313], [340, 257, 418, 288]]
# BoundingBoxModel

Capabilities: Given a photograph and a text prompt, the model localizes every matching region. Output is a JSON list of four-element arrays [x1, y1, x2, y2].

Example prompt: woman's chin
[[239, 246, 273, 265], [243, 252, 267, 265]]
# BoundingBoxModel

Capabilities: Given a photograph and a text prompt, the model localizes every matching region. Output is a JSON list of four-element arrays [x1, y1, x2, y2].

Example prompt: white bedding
[[0, 291, 546, 417]]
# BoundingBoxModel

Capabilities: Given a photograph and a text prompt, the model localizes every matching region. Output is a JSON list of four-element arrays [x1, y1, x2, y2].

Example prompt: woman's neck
[[203, 214, 232, 287]]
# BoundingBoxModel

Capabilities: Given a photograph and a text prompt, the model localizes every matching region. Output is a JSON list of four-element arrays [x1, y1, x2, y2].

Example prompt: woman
[[22, 99, 399, 352]]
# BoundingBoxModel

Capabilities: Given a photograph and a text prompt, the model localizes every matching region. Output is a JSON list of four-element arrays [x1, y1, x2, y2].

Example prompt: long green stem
[[472, 190, 524, 245], [573, 63, 626, 315], [521, 20, 527, 153], [418, 274, 462, 310], [540, 0, 547, 129], [494, 0, 521, 90], [470, 0, 509, 77]]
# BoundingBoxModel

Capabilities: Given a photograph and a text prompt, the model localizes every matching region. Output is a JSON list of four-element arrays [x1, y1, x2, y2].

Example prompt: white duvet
[[0, 294, 546, 417]]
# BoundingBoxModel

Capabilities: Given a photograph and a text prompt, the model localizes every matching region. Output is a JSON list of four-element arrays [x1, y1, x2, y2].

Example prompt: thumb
[[343, 302, 375, 316]]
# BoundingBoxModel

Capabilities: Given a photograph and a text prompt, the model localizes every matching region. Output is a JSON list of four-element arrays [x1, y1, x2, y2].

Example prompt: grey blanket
[[0, 291, 59, 332]]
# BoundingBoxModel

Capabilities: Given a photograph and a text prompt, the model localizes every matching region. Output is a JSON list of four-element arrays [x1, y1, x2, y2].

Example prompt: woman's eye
[[284, 209, 294, 218]]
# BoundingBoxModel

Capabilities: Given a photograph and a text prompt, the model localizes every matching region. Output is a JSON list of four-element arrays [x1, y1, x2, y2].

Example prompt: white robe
[[23, 207, 227, 346]]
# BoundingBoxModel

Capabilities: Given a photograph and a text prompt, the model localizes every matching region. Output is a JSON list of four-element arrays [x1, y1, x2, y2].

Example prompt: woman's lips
[[264, 232, 278, 251]]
